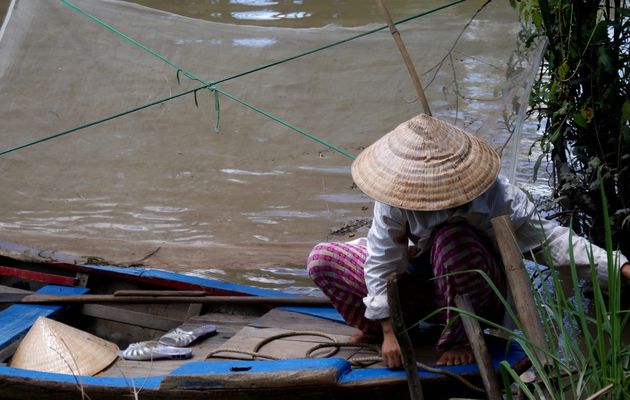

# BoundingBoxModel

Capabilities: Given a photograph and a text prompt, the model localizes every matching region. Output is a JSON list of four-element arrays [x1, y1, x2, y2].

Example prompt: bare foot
[[436, 344, 474, 366], [348, 329, 379, 344]]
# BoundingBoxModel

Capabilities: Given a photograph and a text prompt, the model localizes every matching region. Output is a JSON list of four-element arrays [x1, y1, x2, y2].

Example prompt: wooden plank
[[250, 308, 357, 336], [491, 216, 550, 364], [455, 294, 502, 400], [13, 294, 331, 306], [100, 313, 257, 378], [113, 290, 207, 297], [81, 304, 183, 331], [388, 274, 424, 400], [208, 326, 357, 361], [0, 284, 31, 294], [188, 312, 259, 334], [0, 265, 77, 286], [250, 308, 439, 368], [160, 358, 350, 390]]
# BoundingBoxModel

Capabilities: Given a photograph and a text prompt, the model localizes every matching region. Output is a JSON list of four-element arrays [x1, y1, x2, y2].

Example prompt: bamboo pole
[[491, 215, 550, 364], [455, 294, 502, 400], [387, 274, 424, 400], [376, 0, 432, 116]]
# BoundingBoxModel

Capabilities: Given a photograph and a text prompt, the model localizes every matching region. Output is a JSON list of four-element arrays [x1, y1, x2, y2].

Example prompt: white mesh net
[[0, 0, 544, 269]]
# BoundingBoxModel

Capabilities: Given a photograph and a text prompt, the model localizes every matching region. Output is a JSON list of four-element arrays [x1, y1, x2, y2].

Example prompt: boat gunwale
[[0, 254, 528, 393]]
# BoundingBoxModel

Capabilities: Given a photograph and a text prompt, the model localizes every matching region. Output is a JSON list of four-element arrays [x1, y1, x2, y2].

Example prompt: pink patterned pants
[[306, 223, 506, 351]]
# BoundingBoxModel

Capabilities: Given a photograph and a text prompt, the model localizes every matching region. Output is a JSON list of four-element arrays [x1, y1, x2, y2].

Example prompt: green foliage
[[514, 0, 630, 255], [499, 174, 630, 399]]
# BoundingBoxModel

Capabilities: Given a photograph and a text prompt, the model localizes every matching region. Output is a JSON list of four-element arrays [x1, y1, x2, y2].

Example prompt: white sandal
[[119, 341, 193, 361], [158, 324, 217, 347]]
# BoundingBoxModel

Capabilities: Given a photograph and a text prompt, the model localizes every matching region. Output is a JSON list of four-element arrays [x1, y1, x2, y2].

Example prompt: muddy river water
[[0, 0, 546, 294]]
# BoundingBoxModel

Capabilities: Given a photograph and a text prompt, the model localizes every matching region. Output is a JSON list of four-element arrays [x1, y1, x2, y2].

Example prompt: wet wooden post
[[387, 274, 424, 400], [491, 215, 550, 364], [455, 294, 502, 400], [376, 0, 432, 116]]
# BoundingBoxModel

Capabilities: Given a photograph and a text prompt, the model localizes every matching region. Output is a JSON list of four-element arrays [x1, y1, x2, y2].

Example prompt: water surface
[[0, 0, 546, 292]]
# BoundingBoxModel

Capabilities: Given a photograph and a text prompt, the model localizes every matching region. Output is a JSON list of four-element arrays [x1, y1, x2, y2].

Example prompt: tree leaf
[[573, 111, 588, 129]]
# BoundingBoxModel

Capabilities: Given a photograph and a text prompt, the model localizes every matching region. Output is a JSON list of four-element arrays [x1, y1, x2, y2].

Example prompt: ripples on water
[[188, 265, 322, 296], [0, 0, 551, 292]]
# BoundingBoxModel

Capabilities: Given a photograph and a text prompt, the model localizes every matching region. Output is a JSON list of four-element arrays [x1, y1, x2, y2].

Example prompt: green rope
[[0, 89, 196, 157], [61, 0, 353, 157], [0, 0, 466, 157], [60, 0, 204, 85], [213, 90, 220, 133], [213, 87, 355, 160]]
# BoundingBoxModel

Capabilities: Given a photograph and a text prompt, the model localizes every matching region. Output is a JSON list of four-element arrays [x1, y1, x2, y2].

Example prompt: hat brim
[[351, 114, 500, 211]]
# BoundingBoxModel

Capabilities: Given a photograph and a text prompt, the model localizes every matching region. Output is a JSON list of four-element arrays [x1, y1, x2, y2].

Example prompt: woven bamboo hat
[[10, 317, 119, 375], [351, 114, 500, 211]]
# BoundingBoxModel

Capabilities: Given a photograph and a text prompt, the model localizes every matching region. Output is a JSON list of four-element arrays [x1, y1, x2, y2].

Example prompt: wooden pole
[[0, 293, 332, 307], [387, 274, 424, 400], [376, 0, 432, 116], [113, 290, 207, 297], [455, 294, 503, 400], [491, 215, 550, 364]]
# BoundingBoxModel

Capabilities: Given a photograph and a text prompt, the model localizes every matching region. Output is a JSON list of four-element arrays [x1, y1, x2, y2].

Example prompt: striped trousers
[[306, 223, 506, 351]]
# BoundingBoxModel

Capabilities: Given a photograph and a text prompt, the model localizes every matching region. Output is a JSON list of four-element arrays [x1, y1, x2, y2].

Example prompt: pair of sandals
[[119, 324, 217, 361]]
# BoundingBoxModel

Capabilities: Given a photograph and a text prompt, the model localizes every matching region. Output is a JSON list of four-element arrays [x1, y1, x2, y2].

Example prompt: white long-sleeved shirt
[[363, 175, 629, 320]]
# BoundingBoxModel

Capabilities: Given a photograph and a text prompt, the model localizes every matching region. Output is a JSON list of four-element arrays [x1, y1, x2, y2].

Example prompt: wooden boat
[[0, 242, 527, 400]]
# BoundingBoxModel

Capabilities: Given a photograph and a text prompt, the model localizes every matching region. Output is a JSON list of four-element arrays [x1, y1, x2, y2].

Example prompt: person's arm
[[362, 202, 408, 368], [363, 202, 409, 320], [498, 177, 630, 288]]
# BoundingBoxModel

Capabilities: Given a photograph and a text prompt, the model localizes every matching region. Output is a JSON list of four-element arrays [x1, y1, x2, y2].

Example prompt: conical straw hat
[[351, 114, 500, 211], [10, 317, 119, 376]]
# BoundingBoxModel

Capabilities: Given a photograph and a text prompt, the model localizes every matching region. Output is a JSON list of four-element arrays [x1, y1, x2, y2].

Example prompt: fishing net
[[0, 0, 545, 268]]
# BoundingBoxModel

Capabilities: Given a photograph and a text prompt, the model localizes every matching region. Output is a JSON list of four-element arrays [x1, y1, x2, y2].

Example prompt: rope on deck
[[0, 0, 464, 158], [204, 330, 484, 393]]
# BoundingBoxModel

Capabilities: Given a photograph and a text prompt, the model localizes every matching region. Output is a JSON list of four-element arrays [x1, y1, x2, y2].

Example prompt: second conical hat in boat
[[351, 114, 500, 211], [10, 317, 119, 375]]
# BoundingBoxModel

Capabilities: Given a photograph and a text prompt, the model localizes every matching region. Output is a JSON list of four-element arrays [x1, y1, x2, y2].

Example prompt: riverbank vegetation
[[498, 182, 629, 399], [495, 2, 630, 398], [513, 0, 629, 255]]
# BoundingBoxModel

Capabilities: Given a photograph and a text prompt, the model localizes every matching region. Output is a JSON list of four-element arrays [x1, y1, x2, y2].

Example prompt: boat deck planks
[[100, 307, 369, 377], [208, 325, 358, 360], [250, 308, 357, 334], [99, 311, 259, 377], [98, 307, 444, 378]]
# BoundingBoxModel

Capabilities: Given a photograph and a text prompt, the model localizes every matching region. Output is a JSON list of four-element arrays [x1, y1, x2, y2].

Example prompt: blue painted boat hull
[[0, 248, 528, 400]]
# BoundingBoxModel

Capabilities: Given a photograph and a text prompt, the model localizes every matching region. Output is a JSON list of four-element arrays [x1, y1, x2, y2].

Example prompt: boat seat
[[0, 285, 89, 362]]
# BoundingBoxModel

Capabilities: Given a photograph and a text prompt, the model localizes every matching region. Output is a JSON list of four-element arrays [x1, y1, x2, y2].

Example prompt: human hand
[[622, 262, 630, 281], [381, 331, 402, 369], [379, 319, 402, 368]]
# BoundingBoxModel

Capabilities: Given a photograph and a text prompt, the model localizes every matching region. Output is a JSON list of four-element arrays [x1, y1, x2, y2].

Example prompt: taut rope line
[[0, 0, 465, 157]]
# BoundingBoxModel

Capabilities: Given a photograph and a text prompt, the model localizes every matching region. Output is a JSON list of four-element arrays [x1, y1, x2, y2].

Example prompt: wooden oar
[[113, 290, 207, 297], [0, 293, 332, 307]]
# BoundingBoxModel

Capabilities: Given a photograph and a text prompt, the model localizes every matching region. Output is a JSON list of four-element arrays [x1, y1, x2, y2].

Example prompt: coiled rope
[[205, 330, 484, 393], [0, 0, 465, 157]]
